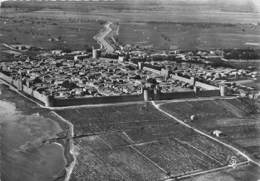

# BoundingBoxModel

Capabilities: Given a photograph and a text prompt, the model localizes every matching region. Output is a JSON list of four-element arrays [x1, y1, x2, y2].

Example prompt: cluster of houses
[[142, 60, 257, 94], [0, 57, 142, 98], [1, 42, 258, 99], [146, 61, 255, 83], [2, 50, 193, 98]]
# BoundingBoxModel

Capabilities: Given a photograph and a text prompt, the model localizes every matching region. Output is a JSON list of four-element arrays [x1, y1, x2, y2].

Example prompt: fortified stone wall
[[12, 79, 20, 88], [195, 81, 219, 90], [196, 90, 220, 97], [170, 73, 219, 90], [143, 66, 161, 75], [171, 74, 193, 84], [22, 85, 33, 95], [34, 89, 50, 104], [13, 79, 23, 91], [53, 94, 144, 107], [157, 91, 196, 100], [0, 71, 223, 107], [0, 72, 50, 105], [22, 85, 51, 105], [0, 72, 12, 84], [130, 64, 219, 91]]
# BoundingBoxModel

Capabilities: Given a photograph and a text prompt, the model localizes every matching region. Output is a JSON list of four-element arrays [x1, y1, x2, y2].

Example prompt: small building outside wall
[[212, 130, 223, 137], [190, 114, 197, 121]]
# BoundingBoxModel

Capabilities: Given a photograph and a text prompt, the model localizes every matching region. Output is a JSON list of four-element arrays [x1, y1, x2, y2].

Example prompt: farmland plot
[[56, 103, 245, 180], [160, 98, 260, 160]]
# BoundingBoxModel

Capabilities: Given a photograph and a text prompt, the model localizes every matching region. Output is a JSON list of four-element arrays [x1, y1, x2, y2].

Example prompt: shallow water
[[0, 83, 66, 181]]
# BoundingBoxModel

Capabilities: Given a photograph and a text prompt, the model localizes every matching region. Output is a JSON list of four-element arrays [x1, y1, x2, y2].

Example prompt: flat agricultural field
[[184, 163, 260, 181], [1, 1, 260, 51], [160, 98, 260, 161], [119, 22, 260, 50], [5, 1, 258, 24], [55, 103, 246, 181], [0, 9, 103, 53]]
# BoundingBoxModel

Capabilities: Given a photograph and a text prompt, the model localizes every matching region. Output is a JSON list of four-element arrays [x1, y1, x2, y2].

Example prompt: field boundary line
[[122, 131, 168, 174], [173, 137, 224, 166], [151, 101, 260, 168], [164, 161, 249, 181], [129, 145, 168, 174], [47, 97, 237, 110], [122, 131, 135, 144], [46, 100, 145, 110], [99, 137, 113, 150], [156, 96, 237, 106], [86, 147, 128, 179]]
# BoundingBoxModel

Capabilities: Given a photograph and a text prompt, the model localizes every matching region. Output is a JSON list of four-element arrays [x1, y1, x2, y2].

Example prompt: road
[[44, 96, 238, 110], [93, 21, 115, 53], [155, 96, 238, 106], [151, 100, 260, 168]]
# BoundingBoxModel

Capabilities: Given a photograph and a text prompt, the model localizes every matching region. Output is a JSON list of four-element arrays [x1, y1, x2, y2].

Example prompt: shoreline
[[50, 118, 76, 181], [0, 80, 77, 181], [51, 111, 77, 181]]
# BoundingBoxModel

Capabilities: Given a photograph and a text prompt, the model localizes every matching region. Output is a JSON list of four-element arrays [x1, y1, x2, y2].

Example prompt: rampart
[[195, 89, 220, 97], [171, 74, 193, 84], [0, 71, 224, 108], [143, 66, 161, 75], [153, 89, 220, 100], [156, 91, 196, 100], [0, 72, 12, 84], [53, 94, 144, 107], [0, 72, 51, 105], [170, 73, 219, 90], [195, 81, 219, 90], [140, 63, 219, 91]]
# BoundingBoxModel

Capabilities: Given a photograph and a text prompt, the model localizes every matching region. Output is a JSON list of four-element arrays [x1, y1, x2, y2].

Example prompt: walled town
[[1, 1, 260, 181], [0, 41, 258, 107]]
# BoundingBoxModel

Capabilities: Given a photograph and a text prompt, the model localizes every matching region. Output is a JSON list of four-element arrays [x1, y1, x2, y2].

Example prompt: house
[[212, 130, 223, 137]]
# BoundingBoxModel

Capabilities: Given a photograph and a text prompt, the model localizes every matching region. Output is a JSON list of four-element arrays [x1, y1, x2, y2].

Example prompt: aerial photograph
[[0, 0, 259, 181]]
